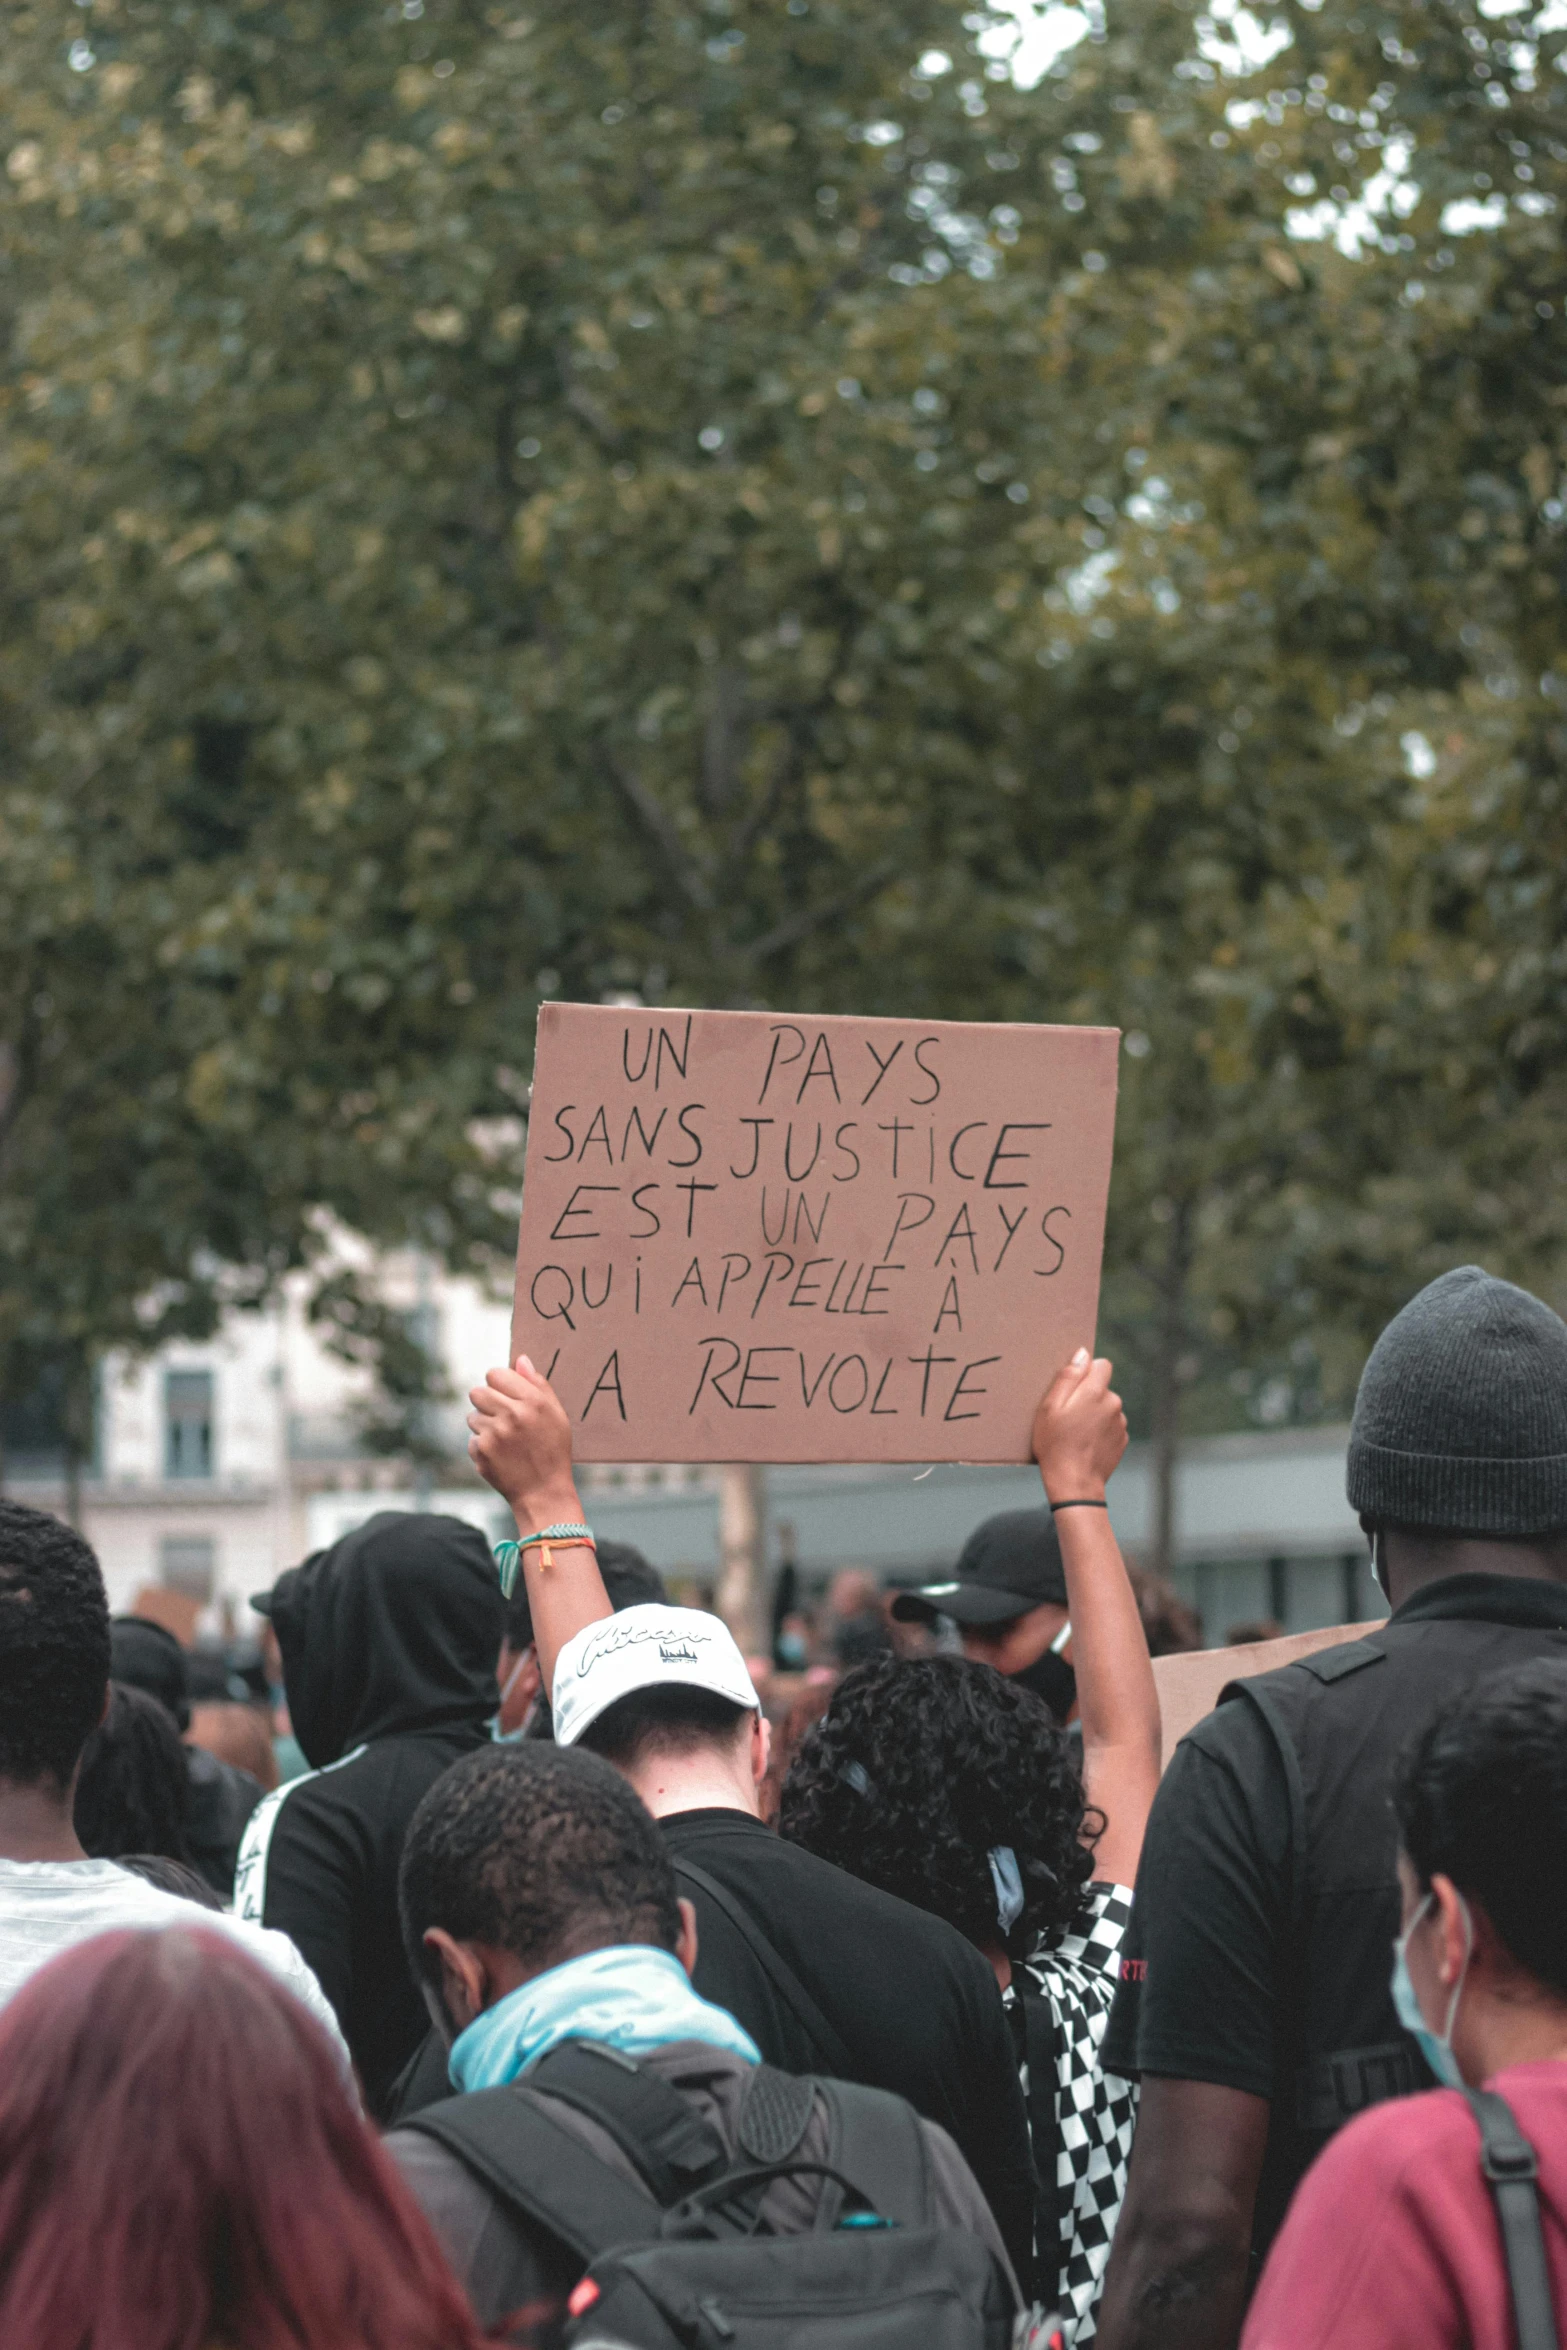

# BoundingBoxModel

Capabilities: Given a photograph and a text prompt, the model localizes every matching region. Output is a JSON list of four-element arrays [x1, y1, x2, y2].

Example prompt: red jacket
[[1243, 2062, 1567, 2350]]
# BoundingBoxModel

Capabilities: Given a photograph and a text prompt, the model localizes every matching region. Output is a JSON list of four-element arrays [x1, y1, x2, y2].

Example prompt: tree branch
[[700, 660, 748, 818], [600, 750, 715, 911], [554, 341, 621, 448], [0, 1035, 34, 1181], [745, 855, 901, 963]]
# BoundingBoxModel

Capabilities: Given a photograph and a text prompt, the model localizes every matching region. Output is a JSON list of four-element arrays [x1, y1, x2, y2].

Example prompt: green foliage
[[3, 0, 1566, 1503]]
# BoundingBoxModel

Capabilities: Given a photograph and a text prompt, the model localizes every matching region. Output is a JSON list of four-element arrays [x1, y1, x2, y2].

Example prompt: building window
[[159, 1534, 215, 1603], [164, 1370, 215, 1481]]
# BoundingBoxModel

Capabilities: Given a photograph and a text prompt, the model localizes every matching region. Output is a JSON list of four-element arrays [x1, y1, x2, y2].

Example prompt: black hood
[[264, 1512, 503, 1768], [110, 1617, 191, 1733]]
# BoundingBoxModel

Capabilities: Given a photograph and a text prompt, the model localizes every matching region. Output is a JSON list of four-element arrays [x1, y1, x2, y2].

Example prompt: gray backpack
[[403, 2039, 1019, 2350]]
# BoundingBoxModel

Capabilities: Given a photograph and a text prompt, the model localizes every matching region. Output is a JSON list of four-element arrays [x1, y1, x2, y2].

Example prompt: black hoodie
[[235, 1512, 502, 2114]]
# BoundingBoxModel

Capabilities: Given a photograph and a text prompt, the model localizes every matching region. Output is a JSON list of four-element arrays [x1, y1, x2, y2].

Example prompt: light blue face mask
[[988, 1845, 1025, 1937], [1390, 1890, 1473, 2089]]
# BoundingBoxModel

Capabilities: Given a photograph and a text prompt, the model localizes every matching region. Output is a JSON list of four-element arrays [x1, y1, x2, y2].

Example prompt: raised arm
[[1031, 1348, 1161, 1889], [466, 1355, 612, 1695]]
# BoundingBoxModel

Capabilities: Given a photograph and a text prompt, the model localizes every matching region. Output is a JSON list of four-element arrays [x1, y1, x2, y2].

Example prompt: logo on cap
[[574, 1612, 716, 1680]]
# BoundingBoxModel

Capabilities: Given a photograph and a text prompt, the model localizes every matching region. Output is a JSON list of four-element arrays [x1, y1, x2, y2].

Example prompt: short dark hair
[[1393, 1655, 1567, 2002], [74, 1683, 194, 1864], [576, 1684, 753, 1772], [0, 1503, 110, 1788], [399, 1742, 683, 1987], [779, 1654, 1097, 1953], [502, 1540, 666, 1652]]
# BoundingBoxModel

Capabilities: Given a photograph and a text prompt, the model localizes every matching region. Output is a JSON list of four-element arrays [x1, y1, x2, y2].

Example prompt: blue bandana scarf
[[449, 1944, 762, 2093]]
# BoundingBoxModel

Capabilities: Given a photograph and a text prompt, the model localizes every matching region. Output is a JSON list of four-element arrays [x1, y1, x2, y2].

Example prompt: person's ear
[[1428, 1873, 1473, 1989], [674, 1895, 700, 1980], [750, 1709, 772, 1786], [423, 1928, 489, 2038]]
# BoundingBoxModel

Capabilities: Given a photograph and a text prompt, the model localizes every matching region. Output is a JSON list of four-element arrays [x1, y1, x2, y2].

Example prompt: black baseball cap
[[891, 1507, 1067, 1628]]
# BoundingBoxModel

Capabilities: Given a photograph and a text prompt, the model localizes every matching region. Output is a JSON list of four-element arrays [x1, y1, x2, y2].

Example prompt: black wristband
[[1049, 1498, 1109, 1510]]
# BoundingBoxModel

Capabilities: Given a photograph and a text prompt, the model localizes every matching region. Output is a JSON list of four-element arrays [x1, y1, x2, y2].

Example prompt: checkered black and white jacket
[[1006, 1884, 1138, 2346]]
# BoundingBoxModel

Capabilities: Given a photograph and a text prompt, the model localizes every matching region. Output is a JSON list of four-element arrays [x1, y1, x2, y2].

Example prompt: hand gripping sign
[[511, 1004, 1120, 1463]]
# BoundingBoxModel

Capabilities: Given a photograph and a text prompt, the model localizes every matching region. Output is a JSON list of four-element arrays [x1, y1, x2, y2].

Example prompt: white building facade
[[8, 1257, 1374, 1643], [9, 1259, 516, 1620]]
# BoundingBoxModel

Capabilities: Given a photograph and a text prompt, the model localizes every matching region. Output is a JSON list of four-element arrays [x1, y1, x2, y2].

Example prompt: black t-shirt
[[661, 1806, 1036, 2288], [1102, 1575, 1567, 2253]]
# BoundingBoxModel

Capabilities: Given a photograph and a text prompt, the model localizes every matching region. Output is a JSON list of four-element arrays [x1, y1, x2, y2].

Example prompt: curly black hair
[[778, 1653, 1099, 1956], [399, 1741, 683, 1990], [0, 1501, 110, 1788]]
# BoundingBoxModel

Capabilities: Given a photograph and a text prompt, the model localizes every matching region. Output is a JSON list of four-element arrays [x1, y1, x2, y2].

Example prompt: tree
[[908, 0, 1567, 1560], [3, 0, 1096, 1437], [5, 0, 1567, 1532]]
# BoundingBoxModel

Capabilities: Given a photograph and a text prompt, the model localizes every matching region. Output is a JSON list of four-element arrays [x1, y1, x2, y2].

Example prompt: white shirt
[[0, 1857, 351, 2073]]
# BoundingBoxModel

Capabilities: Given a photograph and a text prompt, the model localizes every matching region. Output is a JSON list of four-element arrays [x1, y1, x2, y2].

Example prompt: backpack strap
[[400, 2085, 662, 2265], [526, 2041, 728, 2204], [674, 1856, 858, 2080], [814, 2076, 932, 2232], [737, 2063, 817, 2166], [1226, 1659, 1433, 2138], [1220, 1676, 1320, 2125], [1019, 1989, 1063, 2311], [1215, 1675, 1309, 1941], [1294, 1638, 1388, 1687], [1463, 2086, 1560, 2350]]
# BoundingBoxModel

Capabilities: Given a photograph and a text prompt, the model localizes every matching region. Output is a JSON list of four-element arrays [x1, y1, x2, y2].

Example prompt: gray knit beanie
[[1347, 1266, 1567, 1535]]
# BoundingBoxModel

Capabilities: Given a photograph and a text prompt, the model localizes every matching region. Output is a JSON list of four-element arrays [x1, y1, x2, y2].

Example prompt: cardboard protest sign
[[512, 1005, 1120, 1463], [1150, 1619, 1387, 1768]]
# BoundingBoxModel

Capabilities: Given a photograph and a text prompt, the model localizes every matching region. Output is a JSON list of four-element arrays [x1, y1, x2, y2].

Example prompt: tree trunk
[[63, 1432, 84, 1531], [60, 1347, 94, 1532], [716, 1463, 767, 1657], [1147, 1199, 1193, 1580]]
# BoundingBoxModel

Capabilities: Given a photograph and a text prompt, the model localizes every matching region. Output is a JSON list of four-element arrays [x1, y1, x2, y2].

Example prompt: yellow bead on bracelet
[[516, 1521, 596, 1575], [493, 1525, 596, 1596]]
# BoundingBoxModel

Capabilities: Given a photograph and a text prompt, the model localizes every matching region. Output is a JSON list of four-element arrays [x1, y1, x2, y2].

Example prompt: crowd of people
[[2, 1266, 1566, 2348]]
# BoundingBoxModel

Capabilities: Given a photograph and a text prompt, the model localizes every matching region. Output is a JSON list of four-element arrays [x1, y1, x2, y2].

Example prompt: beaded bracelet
[[494, 1521, 597, 1597], [494, 1523, 597, 1598]]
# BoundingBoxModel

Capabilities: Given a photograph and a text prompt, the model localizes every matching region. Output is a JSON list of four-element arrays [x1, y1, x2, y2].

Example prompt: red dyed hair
[[0, 1926, 490, 2350]]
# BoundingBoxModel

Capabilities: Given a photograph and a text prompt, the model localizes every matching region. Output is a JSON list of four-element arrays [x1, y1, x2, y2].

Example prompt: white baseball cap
[[551, 1604, 760, 1749]]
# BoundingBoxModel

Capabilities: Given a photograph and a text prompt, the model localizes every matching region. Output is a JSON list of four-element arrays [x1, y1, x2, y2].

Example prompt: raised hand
[[1031, 1345, 1129, 1508], [467, 1354, 580, 1526]]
